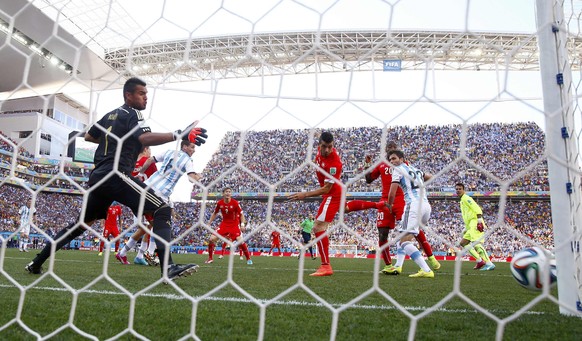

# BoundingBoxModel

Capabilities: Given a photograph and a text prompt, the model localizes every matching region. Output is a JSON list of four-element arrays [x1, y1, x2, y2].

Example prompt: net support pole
[[536, 0, 582, 316]]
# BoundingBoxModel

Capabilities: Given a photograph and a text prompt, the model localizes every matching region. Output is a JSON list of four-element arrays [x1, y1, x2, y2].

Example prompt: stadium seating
[[0, 122, 551, 256]]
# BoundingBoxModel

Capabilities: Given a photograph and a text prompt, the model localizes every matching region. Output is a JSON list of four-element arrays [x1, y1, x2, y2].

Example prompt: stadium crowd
[[204, 122, 548, 193], [0, 122, 553, 257]]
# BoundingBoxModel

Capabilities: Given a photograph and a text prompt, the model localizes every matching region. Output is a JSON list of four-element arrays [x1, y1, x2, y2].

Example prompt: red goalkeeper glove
[[187, 127, 208, 146], [476, 219, 484, 232], [174, 125, 208, 146]]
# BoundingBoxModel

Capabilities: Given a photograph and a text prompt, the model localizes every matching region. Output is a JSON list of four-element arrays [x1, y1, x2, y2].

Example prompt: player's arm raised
[[139, 121, 208, 147], [423, 171, 433, 182], [187, 172, 202, 183], [363, 155, 376, 184]]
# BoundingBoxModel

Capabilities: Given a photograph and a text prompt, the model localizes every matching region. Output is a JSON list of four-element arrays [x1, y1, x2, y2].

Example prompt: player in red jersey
[[268, 230, 283, 257], [133, 146, 158, 181], [128, 146, 159, 265], [345, 141, 441, 273], [218, 241, 228, 259], [99, 202, 123, 255], [288, 131, 343, 277], [205, 187, 252, 264]]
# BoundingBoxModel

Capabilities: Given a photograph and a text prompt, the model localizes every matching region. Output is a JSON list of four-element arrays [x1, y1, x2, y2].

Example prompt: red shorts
[[376, 203, 404, 229], [103, 225, 120, 238], [216, 223, 242, 240], [316, 196, 340, 223]]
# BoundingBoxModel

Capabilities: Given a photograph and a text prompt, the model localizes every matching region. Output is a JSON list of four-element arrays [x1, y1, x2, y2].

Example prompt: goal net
[[329, 244, 359, 257], [0, 0, 581, 340]]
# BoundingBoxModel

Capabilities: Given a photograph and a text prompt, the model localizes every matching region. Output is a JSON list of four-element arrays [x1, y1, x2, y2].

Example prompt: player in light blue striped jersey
[[384, 150, 435, 278], [19, 198, 35, 252], [116, 139, 202, 266]]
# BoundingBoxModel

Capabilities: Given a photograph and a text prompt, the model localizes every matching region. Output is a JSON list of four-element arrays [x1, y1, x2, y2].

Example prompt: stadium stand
[[0, 122, 552, 257]]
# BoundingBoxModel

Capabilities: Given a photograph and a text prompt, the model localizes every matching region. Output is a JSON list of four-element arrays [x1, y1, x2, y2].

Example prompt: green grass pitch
[[1, 248, 580, 340]]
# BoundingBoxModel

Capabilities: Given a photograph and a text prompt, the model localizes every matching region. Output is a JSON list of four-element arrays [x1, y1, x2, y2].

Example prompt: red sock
[[415, 230, 433, 257], [346, 200, 378, 212], [221, 242, 227, 255], [240, 243, 251, 260], [99, 241, 104, 253], [208, 242, 215, 260], [378, 239, 392, 265], [314, 231, 330, 265], [115, 240, 120, 252]]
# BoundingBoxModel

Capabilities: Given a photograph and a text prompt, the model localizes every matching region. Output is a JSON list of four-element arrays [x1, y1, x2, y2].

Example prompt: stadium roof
[[104, 30, 559, 84], [1, 0, 582, 93]]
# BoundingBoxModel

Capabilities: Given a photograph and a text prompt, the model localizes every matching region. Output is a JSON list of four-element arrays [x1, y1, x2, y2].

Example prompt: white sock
[[403, 242, 431, 272], [147, 239, 157, 254], [137, 238, 148, 258], [119, 238, 137, 257], [394, 246, 406, 267]]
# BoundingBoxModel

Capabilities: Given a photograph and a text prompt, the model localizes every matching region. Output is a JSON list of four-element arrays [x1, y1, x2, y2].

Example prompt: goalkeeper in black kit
[[26, 77, 208, 282]]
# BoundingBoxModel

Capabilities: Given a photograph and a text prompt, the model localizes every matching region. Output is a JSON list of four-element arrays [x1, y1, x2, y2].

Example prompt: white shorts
[[20, 224, 31, 236], [397, 201, 431, 235]]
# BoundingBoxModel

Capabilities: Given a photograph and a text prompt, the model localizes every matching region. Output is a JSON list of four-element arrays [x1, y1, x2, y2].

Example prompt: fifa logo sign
[[383, 59, 401, 72]]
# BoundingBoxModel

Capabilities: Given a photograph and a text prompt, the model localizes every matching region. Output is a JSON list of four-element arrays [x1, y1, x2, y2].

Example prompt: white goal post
[[536, 0, 582, 316], [329, 244, 359, 257]]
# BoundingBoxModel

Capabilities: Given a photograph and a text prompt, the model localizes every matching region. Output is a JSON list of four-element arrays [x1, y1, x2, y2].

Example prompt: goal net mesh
[[0, 0, 581, 339]]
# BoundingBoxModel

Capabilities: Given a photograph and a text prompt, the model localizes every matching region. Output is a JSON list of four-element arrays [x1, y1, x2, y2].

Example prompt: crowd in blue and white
[[203, 122, 548, 193], [0, 122, 553, 256]]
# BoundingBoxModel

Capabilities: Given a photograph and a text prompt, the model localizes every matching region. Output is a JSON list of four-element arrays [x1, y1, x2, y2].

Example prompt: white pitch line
[[0, 283, 544, 315]]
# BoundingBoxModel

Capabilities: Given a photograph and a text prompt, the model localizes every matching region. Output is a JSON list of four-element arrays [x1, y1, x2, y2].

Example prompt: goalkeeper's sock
[[33, 222, 84, 266], [151, 206, 174, 273], [315, 231, 330, 265], [415, 230, 433, 257], [346, 200, 377, 212], [475, 244, 491, 263], [465, 246, 481, 261]]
